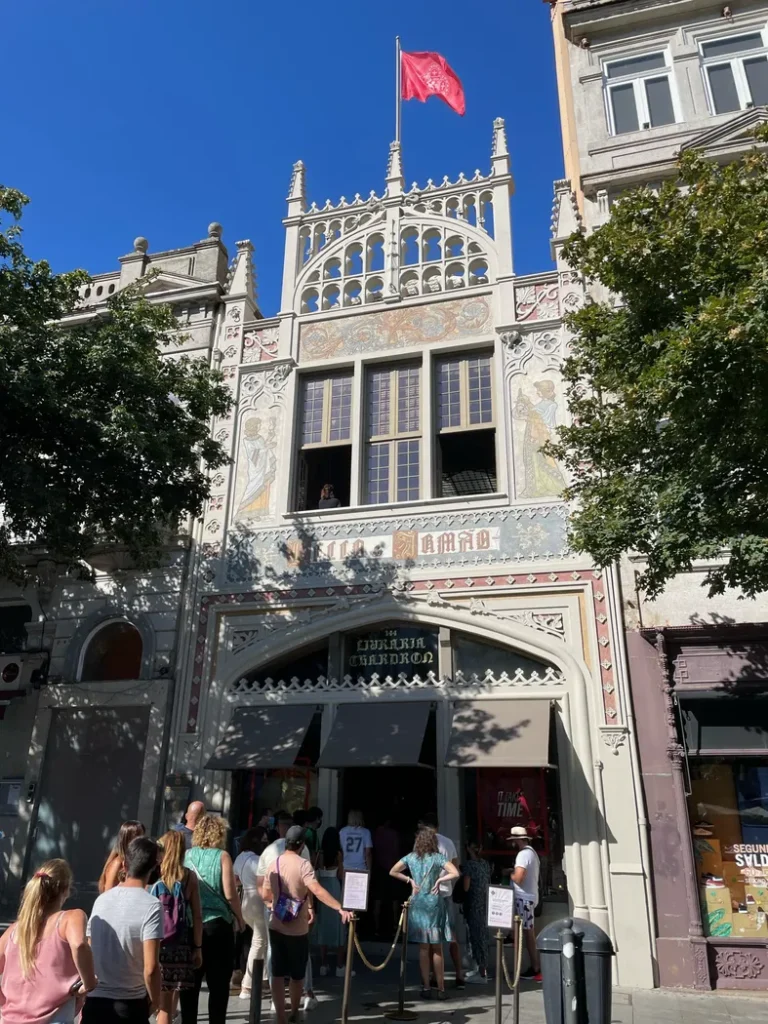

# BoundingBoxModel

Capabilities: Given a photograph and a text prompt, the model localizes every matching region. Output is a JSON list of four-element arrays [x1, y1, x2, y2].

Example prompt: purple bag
[[272, 857, 305, 924], [150, 879, 189, 943]]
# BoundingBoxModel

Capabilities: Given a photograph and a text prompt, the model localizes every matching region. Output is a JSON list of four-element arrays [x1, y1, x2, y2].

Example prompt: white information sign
[[342, 869, 370, 912], [487, 885, 515, 930]]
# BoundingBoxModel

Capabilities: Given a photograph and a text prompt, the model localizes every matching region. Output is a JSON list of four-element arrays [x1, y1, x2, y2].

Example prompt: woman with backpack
[[151, 831, 204, 1024], [0, 858, 98, 1024], [181, 814, 245, 1024]]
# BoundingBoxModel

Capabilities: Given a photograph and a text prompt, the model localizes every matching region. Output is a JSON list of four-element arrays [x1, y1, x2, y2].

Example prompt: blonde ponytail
[[16, 859, 72, 977]]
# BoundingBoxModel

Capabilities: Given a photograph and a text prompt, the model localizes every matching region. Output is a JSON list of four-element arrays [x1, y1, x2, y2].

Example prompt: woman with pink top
[[0, 859, 98, 1024]]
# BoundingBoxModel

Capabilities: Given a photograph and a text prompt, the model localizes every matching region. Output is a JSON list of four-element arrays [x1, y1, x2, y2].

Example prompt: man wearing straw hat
[[507, 826, 542, 981]]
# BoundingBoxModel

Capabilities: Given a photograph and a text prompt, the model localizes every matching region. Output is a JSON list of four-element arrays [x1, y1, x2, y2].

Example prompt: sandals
[[436, 990, 448, 1001], [420, 987, 432, 1000]]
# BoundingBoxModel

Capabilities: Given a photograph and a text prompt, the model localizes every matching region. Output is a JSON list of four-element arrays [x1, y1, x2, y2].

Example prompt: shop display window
[[688, 760, 768, 938]]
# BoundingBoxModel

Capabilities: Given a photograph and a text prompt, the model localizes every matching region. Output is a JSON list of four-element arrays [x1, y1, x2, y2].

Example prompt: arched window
[[80, 621, 143, 681]]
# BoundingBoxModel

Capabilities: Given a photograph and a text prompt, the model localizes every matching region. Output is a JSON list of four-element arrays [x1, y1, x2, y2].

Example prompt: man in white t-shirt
[[507, 825, 541, 980], [420, 813, 465, 988], [339, 810, 373, 872]]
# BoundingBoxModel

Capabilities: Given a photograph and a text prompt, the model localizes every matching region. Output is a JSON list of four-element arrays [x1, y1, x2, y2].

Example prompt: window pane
[[468, 356, 493, 425], [702, 33, 763, 59], [708, 63, 741, 113], [611, 83, 640, 133], [745, 56, 768, 105], [301, 379, 325, 445], [329, 376, 352, 442], [367, 368, 391, 438], [646, 76, 675, 126], [606, 52, 666, 78], [397, 366, 420, 434], [396, 440, 420, 502], [437, 360, 462, 428], [365, 443, 390, 504]]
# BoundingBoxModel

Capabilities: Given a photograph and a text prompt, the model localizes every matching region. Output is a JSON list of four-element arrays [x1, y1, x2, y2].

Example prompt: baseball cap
[[507, 826, 530, 840], [285, 825, 306, 844]]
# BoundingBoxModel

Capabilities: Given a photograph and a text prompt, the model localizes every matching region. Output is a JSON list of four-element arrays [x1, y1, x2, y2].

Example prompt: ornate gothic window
[[365, 363, 422, 504], [435, 353, 497, 497], [295, 373, 354, 509]]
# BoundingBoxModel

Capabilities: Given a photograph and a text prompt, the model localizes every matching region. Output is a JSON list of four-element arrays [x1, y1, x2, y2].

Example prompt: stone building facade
[[549, 0, 768, 990], [0, 120, 658, 986]]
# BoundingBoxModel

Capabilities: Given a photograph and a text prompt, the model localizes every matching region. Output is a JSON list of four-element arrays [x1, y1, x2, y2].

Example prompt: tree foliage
[[0, 187, 231, 580], [549, 127, 768, 599]]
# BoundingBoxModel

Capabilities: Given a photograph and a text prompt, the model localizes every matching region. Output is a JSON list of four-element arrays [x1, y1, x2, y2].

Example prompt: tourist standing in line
[[339, 810, 373, 873], [261, 827, 352, 1024], [0, 859, 97, 1024], [257, 811, 316, 1012], [461, 839, 492, 983], [313, 827, 350, 978], [85, 837, 164, 1024], [181, 815, 244, 1024], [98, 820, 146, 893], [233, 826, 269, 1001], [419, 813, 466, 988], [507, 826, 542, 981], [372, 816, 402, 937], [173, 802, 206, 851], [150, 831, 203, 1024], [390, 828, 459, 1000]]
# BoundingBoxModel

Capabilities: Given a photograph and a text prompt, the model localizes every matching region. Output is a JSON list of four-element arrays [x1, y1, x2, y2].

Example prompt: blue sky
[[5, 1, 563, 317]]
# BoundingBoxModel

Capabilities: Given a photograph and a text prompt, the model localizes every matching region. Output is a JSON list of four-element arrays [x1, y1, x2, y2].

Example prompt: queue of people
[[0, 801, 543, 1024]]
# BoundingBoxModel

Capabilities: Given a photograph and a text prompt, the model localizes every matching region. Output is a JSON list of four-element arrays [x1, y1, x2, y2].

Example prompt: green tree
[[549, 129, 768, 599], [0, 187, 231, 579]]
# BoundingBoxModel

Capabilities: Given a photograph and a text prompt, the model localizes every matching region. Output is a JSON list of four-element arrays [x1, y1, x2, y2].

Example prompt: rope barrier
[[353, 900, 409, 972], [500, 915, 524, 992]]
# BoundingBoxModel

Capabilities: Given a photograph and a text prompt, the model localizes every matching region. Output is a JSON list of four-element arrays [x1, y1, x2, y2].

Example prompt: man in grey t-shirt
[[84, 837, 164, 1024]]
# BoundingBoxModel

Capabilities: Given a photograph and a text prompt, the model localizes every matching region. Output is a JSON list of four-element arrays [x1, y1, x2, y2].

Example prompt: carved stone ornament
[[714, 948, 765, 980], [600, 729, 627, 755], [692, 940, 710, 990], [501, 328, 565, 377]]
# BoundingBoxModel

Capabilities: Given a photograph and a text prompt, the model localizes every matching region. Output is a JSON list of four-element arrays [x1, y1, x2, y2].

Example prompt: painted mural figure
[[515, 380, 566, 499], [237, 417, 278, 517]]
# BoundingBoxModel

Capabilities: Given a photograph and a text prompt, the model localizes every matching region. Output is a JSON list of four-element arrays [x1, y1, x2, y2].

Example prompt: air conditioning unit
[[0, 653, 47, 695]]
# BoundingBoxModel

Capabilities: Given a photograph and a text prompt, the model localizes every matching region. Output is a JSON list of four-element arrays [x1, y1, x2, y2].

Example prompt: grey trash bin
[[536, 917, 613, 1024]]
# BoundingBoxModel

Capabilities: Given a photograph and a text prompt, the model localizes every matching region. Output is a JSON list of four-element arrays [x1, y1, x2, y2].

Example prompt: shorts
[[269, 930, 310, 981], [514, 895, 536, 931], [82, 997, 150, 1024]]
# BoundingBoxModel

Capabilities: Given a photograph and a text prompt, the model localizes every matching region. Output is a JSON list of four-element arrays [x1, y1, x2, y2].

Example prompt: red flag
[[401, 51, 466, 116]]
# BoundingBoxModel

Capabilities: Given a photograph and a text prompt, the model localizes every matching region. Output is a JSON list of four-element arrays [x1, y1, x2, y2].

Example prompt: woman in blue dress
[[390, 828, 459, 999]]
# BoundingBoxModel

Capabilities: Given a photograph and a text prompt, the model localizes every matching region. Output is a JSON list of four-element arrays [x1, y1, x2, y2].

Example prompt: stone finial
[[551, 178, 582, 242], [133, 236, 149, 254], [386, 140, 404, 198], [226, 239, 257, 303], [288, 160, 306, 202], [208, 222, 223, 240], [492, 117, 508, 158]]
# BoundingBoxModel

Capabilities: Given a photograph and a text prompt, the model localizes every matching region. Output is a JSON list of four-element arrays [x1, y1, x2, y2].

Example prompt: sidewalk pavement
[[205, 959, 768, 1024]]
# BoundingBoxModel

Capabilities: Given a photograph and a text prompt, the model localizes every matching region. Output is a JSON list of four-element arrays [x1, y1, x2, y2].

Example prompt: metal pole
[[512, 919, 520, 1024], [395, 36, 402, 145], [494, 930, 503, 1024], [385, 902, 418, 1021], [248, 958, 264, 1024], [561, 919, 579, 1024], [340, 914, 356, 1024]]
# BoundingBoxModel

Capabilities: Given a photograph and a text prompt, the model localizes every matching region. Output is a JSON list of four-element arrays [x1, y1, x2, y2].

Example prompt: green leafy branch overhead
[[0, 187, 232, 580], [547, 125, 768, 599]]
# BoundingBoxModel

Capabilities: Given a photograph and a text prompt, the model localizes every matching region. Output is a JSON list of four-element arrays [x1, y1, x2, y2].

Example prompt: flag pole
[[395, 35, 402, 145]]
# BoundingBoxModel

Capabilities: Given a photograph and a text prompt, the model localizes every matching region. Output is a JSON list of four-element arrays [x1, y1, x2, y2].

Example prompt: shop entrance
[[340, 765, 437, 842]]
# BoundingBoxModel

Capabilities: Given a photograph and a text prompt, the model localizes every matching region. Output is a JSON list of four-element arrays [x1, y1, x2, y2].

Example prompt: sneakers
[[335, 966, 355, 978], [465, 974, 489, 984], [302, 995, 319, 1012], [239, 989, 252, 1001], [319, 965, 331, 977], [520, 968, 543, 982]]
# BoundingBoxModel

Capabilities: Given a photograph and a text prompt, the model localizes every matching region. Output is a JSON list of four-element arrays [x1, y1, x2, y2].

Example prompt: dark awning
[[205, 705, 316, 770], [445, 699, 551, 768], [317, 702, 431, 768]]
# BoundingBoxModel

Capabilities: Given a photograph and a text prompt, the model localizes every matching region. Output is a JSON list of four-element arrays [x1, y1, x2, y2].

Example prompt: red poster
[[476, 768, 549, 855]]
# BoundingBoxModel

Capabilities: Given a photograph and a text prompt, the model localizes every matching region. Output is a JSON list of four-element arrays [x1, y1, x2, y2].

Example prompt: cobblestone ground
[[202, 961, 768, 1024]]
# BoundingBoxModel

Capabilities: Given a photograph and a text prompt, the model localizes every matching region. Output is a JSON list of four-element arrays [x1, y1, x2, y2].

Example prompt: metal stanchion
[[339, 913, 357, 1024], [561, 920, 579, 1024], [512, 918, 521, 1024], [385, 901, 418, 1021], [248, 958, 264, 1024], [494, 929, 504, 1024]]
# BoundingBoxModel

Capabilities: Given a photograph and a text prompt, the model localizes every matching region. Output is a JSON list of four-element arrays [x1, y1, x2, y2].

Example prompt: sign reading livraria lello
[[344, 627, 438, 679]]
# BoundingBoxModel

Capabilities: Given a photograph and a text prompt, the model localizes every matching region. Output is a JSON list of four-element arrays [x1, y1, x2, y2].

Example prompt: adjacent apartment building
[[549, 0, 768, 990]]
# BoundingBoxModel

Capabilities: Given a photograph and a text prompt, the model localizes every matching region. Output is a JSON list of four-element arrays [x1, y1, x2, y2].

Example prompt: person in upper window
[[318, 483, 341, 509]]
